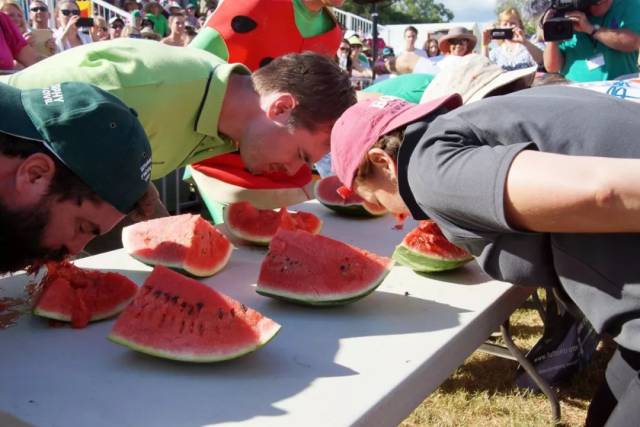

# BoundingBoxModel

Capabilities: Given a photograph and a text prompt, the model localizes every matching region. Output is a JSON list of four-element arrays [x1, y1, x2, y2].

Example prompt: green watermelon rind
[[125, 243, 233, 278], [33, 298, 134, 323], [256, 262, 393, 306], [392, 245, 472, 273], [317, 201, 386, 218], [107, 320, 281, 363]]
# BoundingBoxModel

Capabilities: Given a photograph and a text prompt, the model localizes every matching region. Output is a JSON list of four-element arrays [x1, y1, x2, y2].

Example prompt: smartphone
[[489, 28, 514, 40], [76, 17, 94, 28]]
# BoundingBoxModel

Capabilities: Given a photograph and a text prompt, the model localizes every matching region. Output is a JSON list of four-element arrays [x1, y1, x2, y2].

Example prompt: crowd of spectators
[[0, 0, 219, 72]]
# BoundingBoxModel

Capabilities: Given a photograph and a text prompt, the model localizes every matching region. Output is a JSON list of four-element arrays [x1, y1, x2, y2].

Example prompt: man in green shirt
[[1, 38, 356, 181], [543, 0, 640, 82]]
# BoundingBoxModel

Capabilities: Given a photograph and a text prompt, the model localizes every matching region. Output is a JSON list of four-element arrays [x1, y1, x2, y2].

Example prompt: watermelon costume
[[190, 0, 343, 71]]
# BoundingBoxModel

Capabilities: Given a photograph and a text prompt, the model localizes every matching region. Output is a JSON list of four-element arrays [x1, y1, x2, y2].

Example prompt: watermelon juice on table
[[109, 266, 281, 362], [122, 214, 232, 277], [257, 228, 394, 306], [224, 201, 322, 245]]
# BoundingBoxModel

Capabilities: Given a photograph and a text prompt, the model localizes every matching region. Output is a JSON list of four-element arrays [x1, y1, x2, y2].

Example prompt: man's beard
[[0, 197, 68, 275]]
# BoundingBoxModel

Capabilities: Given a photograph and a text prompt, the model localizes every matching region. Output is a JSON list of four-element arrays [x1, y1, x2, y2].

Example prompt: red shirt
[[0, 11, 27, 70]]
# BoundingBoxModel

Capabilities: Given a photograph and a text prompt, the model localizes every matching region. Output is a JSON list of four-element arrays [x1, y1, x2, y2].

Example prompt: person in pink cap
[[330, 87, 640, 426]]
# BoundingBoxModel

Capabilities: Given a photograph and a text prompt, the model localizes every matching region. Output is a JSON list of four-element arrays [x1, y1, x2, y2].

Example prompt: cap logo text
[[42, 84, 64, 105]]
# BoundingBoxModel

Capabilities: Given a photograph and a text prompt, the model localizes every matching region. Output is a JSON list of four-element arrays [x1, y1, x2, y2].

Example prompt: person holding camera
[[482, 7, 544, 71], [543, 0, 640, 82], [53, 0, 92, 52]]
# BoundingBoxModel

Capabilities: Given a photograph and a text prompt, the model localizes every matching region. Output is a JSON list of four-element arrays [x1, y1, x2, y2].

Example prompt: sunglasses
[[30, 6, 48, 12], [339, 47, 350, 51], [111, 24, 124, 29], [448, 38, 469, 45], [60, 9, 80, 16]]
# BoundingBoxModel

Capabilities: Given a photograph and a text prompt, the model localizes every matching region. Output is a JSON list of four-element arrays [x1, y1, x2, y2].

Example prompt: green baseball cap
[[0, 82, 152, 213]]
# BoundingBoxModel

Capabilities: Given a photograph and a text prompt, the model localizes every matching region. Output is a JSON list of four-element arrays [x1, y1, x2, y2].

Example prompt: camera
[[542, 0, 600, 42], [490, 28, 514, 40], [75, 17, 94, 28]]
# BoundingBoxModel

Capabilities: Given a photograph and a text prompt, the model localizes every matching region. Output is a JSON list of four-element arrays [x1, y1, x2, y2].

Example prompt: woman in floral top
[[482, 7, 544, 71]]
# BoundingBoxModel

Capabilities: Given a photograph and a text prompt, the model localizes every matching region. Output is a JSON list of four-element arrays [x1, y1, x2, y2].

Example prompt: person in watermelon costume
[[330, 92, 640, 426], [187, 0, 344, 221], [0, 81, 152, 274], [190, 0, 344, 72]]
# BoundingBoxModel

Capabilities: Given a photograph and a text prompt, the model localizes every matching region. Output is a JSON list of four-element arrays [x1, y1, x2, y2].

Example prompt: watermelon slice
[[392, 220, 473, 272], [224, 201, 322, 245], [315, 175, 387, 217], [33, 261, 138, 328], [108, 266, 281, 362], [122, 214, 232, 277], [257, 229, 394, 306]]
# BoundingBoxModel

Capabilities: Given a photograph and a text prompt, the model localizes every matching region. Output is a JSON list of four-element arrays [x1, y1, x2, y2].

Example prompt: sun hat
[[109, 16, 124, 26], [347, 35, 364, 47], [331, 94, 462, 190], [382, 47, 395, 58], [0, 82, 151, 213], [166, 1, 182, 11], [143, 0, 161, 13], [140, 26, 161, 40], [420, 54, 537, 104], [439, 26, 477, 53]]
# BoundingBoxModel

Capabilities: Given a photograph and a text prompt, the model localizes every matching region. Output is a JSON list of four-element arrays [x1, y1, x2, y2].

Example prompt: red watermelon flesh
[[392, 220, 473, 273], [224, 201, 322, 245], [33, 261, 138, 328], [257, 229, 394, 305], [315, 175, 387, 217], [122, 214, 232, 277], [108, 266, 281, 362]]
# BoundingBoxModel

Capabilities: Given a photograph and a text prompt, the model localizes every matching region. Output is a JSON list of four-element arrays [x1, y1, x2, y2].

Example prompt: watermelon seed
[[230, 308, 236, 317], [188, 306, 194, 315], [217, 308, 224, 319], [153, 290, 162, 298], [241, 304, 248, 313], [171, 295, 179, 304], [196, 302, 204, 311]]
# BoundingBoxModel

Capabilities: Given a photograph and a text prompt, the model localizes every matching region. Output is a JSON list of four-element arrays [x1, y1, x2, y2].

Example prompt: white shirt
[[53, 27, 93, 52]]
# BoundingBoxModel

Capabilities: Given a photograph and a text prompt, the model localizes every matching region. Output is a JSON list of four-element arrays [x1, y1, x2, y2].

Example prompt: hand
[[130, 184, 163, 222], [482, 24, 494, 46], [24, 32, 34, 44], [565, 11, 593, 34], [512, 27, 526, 44], [45, 38, 56, 55], [63, 15, 80, 35]]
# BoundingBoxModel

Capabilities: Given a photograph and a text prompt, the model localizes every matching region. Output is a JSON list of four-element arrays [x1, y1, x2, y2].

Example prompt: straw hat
[[420, 54, 537, 104], [439, 26, 477, 53]]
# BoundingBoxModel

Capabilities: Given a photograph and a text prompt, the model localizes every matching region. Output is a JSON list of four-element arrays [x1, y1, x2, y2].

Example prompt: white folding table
[[0, 201, 531, 427]]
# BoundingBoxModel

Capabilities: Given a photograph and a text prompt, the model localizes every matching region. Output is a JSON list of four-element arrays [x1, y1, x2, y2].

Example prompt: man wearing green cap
[[0, 81, 152, 273]]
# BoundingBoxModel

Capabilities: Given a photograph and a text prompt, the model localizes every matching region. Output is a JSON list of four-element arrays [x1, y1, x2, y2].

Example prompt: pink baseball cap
[[330, 95, 462, 189]]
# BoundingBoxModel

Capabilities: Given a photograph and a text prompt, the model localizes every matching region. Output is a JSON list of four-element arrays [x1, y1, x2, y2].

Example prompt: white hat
[[420, 54, 537, 105]]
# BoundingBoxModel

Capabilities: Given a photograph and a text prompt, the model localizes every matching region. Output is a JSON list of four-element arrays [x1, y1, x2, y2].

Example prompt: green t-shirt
[[147, 13, 169, 38], [0, 39, 246, 179], [363, 74, 435, 104], [559, 0, 640, 82], [189, 0, 333, 61]]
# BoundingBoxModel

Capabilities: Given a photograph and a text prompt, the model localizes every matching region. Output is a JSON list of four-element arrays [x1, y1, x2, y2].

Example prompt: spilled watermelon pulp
[[224, 201, 322, 245], [315, 175, 387, 217], [122, 214, 232, 277], [32, 261, 138, 328], [108, 266, 281, 362], [393, 220, 473, 273], [257, 229, 394, 306]]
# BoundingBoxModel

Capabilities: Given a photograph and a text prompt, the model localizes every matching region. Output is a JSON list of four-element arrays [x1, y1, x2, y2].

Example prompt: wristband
[[590, 24, 601, 37]]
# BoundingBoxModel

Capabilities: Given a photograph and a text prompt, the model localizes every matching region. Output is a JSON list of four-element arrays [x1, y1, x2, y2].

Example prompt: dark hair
[[0, 132, 99, 205], [404, 25, 418, 35], [252, 52, 357, 132], [355, 129, 404, 182]]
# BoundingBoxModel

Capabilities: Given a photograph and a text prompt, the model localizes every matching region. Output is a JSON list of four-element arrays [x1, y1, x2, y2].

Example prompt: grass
[[400, 291, 616, 427]]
